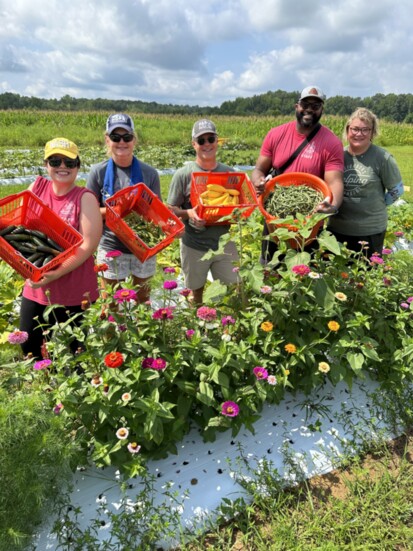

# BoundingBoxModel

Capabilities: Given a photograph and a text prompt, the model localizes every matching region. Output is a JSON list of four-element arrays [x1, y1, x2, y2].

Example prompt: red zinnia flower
[[104, 351, 124, 368]]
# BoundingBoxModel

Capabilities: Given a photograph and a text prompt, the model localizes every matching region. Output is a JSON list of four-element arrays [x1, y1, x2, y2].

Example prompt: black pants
[[329, 230, 386, 257], [19, 297, 85, 360]]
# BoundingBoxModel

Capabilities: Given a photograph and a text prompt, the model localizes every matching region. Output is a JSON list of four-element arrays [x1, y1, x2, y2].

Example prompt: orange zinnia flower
[[261, 321, 274, 332], [328, 321, 340, 332], [284, 343, 297, 354]]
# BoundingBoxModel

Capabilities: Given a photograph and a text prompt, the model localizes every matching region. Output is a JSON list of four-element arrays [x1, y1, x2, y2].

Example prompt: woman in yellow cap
[[19, 137, 102, 360]]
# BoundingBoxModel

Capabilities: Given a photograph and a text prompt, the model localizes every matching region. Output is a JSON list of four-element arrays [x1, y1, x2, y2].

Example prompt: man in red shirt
[[251, 86, 344, 261]]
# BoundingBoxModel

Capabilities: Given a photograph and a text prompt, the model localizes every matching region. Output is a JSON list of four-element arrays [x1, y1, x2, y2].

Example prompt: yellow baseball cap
[[44, 137, 79, 160]]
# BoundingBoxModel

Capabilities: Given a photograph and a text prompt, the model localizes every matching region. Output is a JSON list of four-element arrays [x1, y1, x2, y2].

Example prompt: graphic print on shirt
[[58, 201, 77, 226], [301, 141, 316, 160], [343, 160, 373, 198]]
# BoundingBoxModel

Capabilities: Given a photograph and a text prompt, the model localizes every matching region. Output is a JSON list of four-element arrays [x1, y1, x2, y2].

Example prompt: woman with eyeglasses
[[167, 119, 239, 304], [86, 113, 161, 303], [328, 108, 404, 255], [19, 138, 102, 360]]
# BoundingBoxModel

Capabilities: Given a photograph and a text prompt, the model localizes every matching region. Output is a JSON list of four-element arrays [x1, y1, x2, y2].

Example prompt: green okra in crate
[[0, 224, 64, 267], [264, 185, 324, 219], [124, 211, 164, 249]]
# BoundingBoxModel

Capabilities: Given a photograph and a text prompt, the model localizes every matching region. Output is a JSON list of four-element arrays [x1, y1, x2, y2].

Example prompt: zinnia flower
[[152, 358, 167, 370], [104, 352, 124, 368], [261, 321, 273, 332], [308, 271, 322, 279], [221, 316, 236, 326], [106, 250, 122, 258], [221, 401, 240, 417], [267, 375, 277, 385], [382, 248, 392, 255], [253, 366, 268, 380], [7, 330, 28, 345], [318, 361, 331, 373], [400, 302, 409, 309], [196, 306, 217, 322], [142, 357, 155, 369], [221, 332, 231, 342], [334, 292, 347, 302], [163, 280, 178, 290], [284, 343, 297, 354], [185, 329, 195, 339], [91, 375, 103, 387], [328, 321, 340, 332], [383, 277, 392, 286], [53, 403, 64, 415], [179, 288, 192, 297], [370, 255, 384, 265], [122, 392, 132, 402], [394, 231, 404, 237], [34, 359, 52, 370], [292, 264, 311, 276], [163, 267, 176, 274], [340, 272, 349, 279], [407, 297, 413, 304], [116, 427, 129, 440], [113, 288, 137, 303], [260, 285, 272, 294], [152, 307, 174, 320], [94, 263, 109, 273], [128, 442, 141, 454]]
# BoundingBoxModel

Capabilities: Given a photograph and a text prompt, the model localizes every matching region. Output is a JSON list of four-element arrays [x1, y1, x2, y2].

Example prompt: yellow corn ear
[[207, 193, 229, 205], [207, 184, 227, 193], [227, 189, 240, 196]]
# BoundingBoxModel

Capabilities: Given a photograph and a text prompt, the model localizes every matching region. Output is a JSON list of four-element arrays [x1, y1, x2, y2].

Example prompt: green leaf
[[346, 352, 364, 373], [196, 381, 216, 407], [313, 278, 336, 310], [317, 230, 342, 255], [203, 279, 228, 303]]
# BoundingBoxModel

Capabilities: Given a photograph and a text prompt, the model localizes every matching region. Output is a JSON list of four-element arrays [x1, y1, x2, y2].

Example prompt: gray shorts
[[97, 248, 157, 280], [180, 240, 239, 290]]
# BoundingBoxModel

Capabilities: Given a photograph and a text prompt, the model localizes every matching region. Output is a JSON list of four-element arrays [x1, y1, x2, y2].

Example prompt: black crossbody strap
[[277, 123, 321, 175]]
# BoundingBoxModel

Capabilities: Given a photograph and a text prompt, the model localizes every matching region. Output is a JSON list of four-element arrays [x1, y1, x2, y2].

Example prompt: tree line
[[1, 90, 413, 123]]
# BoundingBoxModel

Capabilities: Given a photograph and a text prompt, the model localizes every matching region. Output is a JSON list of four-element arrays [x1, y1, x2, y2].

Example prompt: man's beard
[[296, 110, 322, 128]]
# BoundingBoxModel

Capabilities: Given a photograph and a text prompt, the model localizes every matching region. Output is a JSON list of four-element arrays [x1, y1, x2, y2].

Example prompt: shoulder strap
[[276, 123, 321, 175]]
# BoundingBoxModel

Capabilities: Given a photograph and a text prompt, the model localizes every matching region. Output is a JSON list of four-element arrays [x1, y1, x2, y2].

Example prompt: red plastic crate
[[257, 172, 333, 249], [105, 183, 185, 262], [0, 190, 84, 282], [190, 172, 258, 225]]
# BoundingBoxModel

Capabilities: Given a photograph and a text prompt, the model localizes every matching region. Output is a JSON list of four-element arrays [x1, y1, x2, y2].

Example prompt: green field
[[0, 111, 412, 202]]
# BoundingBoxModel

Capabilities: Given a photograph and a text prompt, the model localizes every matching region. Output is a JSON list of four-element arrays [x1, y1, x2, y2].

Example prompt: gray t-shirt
[[328, 144, 402, 235], [167, 161, 234, 252], [86, 158, 161, 253]]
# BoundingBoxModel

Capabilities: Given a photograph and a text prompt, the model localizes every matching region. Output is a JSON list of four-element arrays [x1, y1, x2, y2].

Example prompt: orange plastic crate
[[257, 172, 333, 249], [0, 190, 84, 282], [190, 172, 258, 225], [105, 183, 185, 262]]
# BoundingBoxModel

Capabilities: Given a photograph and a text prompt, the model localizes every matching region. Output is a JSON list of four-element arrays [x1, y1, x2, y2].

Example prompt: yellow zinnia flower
[[318, 361, 330, 373], [261, 321, 274, 332], [328, 321, 340, 332], [284, 343, 297, 354], [334, 292, 347, 302]]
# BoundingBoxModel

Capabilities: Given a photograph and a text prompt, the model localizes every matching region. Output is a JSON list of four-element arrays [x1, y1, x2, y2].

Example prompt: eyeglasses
[[349, 126, 372, 135], [108, 133, 135, 143], [195, 136, 217, 145], [47, 157, 79, 168], [299, 101, 323, 111]]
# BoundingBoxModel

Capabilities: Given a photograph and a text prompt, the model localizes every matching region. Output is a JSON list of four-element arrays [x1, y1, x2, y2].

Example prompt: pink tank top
[[23, 177, 99, 306]]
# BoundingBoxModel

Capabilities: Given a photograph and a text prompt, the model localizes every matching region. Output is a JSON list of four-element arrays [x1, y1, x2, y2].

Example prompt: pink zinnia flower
[[53, 403, 64, 415], [113, 288, 138, 303], [7, 330, 29, 345], [370, 255, 384, 265], [128, 442, 141, 454], [400, 302, 410, 309], [292, 264, 311, 276], [152, 358, 167, 370], [382, 248, 392, 255], [196, 306, 217, 322], [34, 359, 52, 371], [106, 250, 122, 258], [152, 307, 174, 320], [185, 329, 195, 339], [260, 285, 272, 294], [163, 280, 178, 290], [142, 357, 155, 369], [221, 316, 236, 326], [407, 297, 413, 304], [267, 375, 277, 385], [253, 366, 269, 380], [163, 267, 176, 274], [383, 277, 392, 286], [394, 231, 404, 237], [221, 401, 240, 417], [179, 288, 192, 297]]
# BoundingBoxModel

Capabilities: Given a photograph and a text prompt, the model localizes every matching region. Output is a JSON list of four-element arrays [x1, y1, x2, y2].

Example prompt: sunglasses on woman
[[109, 133, 135, 143], [47, 157, 79, 168], [196, 136, 217, 145]]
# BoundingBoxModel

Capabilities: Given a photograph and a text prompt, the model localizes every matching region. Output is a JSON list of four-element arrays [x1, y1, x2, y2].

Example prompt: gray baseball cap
[[192, 119, 217, 139], [299, 86, 326, 102]]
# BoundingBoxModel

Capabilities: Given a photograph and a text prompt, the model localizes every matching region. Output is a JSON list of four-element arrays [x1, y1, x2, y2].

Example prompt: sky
[[0, 0, 411, 107]]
